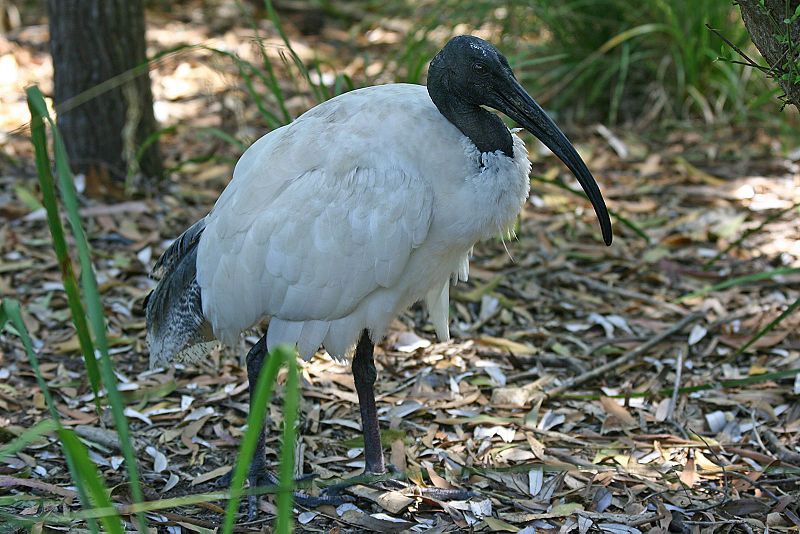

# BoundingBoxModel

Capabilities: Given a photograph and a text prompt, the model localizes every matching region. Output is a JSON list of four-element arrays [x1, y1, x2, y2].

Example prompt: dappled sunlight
[[1, 0, 799, 532]]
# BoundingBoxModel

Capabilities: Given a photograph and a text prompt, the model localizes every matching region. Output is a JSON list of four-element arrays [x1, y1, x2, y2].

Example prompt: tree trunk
[[47, 0, 162, 189], [737, 0, 800, 111]]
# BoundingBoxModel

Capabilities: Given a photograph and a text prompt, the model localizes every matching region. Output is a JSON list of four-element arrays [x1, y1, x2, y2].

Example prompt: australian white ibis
[[146, 35, 612, 512]]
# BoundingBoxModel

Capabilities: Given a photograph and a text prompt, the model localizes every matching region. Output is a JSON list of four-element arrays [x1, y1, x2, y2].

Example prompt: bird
[[145, 34, 612, 511]]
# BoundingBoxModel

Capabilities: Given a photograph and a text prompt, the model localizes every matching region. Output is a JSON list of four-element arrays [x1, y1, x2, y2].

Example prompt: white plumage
[[145, 37, 611, 507], [196, 84, 531, 360]]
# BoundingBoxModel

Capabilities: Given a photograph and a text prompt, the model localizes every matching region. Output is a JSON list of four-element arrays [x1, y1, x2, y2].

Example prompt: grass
[[676, 266, 800, 302], [376, 0, 779, 125], [0, 87, 300, 532], [524, 1, 765, 122], [27, 85, 146, 533], [222, 345, 298, 534]]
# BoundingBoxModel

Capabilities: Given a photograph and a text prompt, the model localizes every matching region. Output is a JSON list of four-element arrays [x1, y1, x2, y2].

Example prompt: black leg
[[244, 335, 269, 519], [318, 331, 477, 503], [245, 335, 269, 482], [237, 334, 352, 516], [352, 330, 386, 475]]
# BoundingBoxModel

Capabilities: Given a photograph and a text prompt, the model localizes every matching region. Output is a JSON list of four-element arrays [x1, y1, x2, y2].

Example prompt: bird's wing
[[196, 163, 434, 347]]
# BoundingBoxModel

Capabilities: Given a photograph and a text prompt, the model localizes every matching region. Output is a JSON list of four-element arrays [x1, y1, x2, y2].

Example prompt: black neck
[[428, 84, 513, 158]]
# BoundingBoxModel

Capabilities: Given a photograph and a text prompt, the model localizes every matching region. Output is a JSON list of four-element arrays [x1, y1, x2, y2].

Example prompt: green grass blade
[[558, 367, 800, 400], [195, 44, 286, 128], [0, 419, 58, 462], [26, 86, 148, 532], [597, 23, 669, 54], [0, 489, 248, 527], [221, 345, 284, 534], [264, 0, 326, 104], [703, 201, 800, 269], [1, 299, 100, 534], [26, 87, 102, 401], [133, 125, 178, 175], [58, 429, 125, 534], [197, 126, 247, 151], [732, 296, 800, 358], [276, 346, 298, 534], [676, 266, 800, 302], [236, 10, 292, 125]]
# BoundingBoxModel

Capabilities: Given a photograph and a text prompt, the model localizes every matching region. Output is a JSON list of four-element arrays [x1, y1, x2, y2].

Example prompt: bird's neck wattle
[[429, 92, 514, 158]]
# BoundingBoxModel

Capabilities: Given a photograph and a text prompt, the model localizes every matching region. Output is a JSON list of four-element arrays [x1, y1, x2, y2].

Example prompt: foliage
[[26, 85, 147, 533], [523, 0, 773, 123], [2, 87, 298, 532], [381, 0, 778, 124]]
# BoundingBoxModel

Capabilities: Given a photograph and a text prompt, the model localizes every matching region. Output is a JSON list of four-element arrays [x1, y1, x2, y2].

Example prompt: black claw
[[215, 469, 234, 489], [295, 491, 356, 507], [211, 465, 336, 518]]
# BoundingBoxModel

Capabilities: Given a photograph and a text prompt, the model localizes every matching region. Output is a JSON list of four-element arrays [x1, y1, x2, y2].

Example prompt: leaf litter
[[0, 2, 799, 532]]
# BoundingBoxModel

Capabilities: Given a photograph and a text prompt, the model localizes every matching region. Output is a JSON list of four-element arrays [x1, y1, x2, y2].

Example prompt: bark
[[737, 0, 800, 110], [47, 0, 162, 187]]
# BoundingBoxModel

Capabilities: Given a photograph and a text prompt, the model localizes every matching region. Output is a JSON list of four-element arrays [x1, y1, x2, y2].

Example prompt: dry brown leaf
[[599, 396, 638, 433], [191, 465, 231, 486], [679, 457, 697, 488], [426, 466, 453, 489]]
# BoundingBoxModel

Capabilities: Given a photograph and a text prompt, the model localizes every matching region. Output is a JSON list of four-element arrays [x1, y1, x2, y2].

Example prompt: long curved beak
[[492, 78, 613, 246]]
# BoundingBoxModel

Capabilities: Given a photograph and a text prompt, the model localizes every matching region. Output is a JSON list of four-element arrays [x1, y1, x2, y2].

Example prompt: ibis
[[146, 35, 612, 510]]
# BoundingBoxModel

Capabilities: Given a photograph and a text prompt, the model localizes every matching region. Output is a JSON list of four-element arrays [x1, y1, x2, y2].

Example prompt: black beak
[[492, 77, 613, 246]]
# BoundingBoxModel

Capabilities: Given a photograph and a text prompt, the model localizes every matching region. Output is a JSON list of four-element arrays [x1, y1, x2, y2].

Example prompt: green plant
[[520, 0, 775, 123], [1, 300, 117, 533], [222, 345, 299, 534], [27, 85, 147, 533], [8, 86, 298, 532], [382, 0, 777, 124]]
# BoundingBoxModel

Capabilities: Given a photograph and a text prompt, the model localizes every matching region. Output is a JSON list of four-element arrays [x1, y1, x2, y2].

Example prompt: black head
[[428, 35, 613, 246], [428, 35, 516, 107]]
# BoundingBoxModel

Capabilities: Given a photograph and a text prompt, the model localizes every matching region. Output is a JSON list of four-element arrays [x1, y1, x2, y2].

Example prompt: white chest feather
[[459, 133, 531, 242]]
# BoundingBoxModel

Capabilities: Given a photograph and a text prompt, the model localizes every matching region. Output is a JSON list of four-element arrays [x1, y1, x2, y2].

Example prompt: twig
[[575, 510, 665, 527], [544, 313, 702, 398], [750, 411, 771, 457], [152, 511, 242, 531], [706, 24, 769, 72], [726, 471, 781, 502], [588, 335, 648, 355], [667, 349, 684, 422], [553, 272, 687, 315], [0, 475, 79, 499], [762, 429, 800, 465], [691, 428, 731, 503]]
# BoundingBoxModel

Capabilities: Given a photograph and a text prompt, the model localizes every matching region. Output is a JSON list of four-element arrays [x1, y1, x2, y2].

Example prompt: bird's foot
[[215, 466, 354, 520], [318, 464, 478, 502]]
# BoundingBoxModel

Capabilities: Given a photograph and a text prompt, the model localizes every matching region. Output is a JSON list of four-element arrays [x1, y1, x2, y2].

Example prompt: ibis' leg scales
[[352, 330, 386, 474]]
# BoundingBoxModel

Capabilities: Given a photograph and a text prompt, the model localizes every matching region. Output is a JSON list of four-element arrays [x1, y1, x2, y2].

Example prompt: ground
[[0, 2, 799, 533]]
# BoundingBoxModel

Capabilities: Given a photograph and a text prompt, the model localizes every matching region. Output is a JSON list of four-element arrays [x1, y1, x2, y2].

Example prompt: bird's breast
[[428, 133, 531, 248]]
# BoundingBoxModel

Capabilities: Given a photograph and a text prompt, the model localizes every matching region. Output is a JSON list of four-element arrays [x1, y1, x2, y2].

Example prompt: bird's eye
[[472, 62, 487, 74]]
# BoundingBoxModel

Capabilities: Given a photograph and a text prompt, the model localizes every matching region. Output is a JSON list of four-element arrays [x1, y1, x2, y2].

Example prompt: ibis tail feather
[[152, 217, 207, 279], [145, 218, 215, 368]]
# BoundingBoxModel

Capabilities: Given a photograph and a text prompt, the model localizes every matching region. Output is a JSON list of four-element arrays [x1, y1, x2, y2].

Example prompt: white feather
[[425, 281, 451, 342], [196, 84, 531, 360]]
